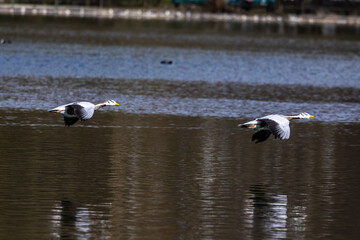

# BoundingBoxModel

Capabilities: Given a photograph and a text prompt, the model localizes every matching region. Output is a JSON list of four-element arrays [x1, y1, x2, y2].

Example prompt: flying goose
[[239, 113, 314, 143], [49, 100, 119, 126]]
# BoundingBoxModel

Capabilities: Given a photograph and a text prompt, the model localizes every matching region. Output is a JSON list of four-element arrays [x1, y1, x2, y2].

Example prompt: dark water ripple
[[1, 112, 360, 240]]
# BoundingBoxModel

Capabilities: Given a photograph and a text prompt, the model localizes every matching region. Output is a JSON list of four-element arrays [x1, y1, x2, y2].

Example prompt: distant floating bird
[[49, 100, 119, 126], [239, 113, 314, 143], [1, 39, 11, 44], [160, 60, 173, 65]]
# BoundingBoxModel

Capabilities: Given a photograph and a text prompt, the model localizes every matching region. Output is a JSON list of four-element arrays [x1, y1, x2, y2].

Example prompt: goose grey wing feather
[[260, 118, 290, 140], [70, 104, 95, 121]]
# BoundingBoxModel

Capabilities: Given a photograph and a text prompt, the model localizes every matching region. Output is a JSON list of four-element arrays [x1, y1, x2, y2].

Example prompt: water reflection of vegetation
[[6, 0, 360, 15], [1, 15, 359, 41]]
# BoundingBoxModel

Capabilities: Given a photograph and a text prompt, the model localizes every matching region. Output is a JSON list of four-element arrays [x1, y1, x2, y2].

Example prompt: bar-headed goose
[[49, 100, 119, 126], [239, 113, 314, 143]]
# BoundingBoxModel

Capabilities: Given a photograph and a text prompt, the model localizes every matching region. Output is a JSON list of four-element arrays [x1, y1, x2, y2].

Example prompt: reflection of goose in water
[[52, 200, 89, 239], [59, 200, 77, 226], [247, 185, 288, 239], [239, 113, 314, 143], [49, 100, 119, 126]]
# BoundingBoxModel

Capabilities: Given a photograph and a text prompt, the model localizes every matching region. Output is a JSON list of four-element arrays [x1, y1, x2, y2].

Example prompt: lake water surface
[[0, 16, 360, 239]]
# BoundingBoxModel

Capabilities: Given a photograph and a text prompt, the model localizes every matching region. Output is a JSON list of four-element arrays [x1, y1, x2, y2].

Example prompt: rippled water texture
[[0, 16, 360, 240]]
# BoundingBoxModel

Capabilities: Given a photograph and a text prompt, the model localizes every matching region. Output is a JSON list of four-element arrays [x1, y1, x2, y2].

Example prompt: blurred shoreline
[[0, 4, 360, 26]]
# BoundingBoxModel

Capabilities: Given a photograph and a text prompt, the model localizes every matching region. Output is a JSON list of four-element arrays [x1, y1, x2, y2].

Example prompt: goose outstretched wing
[[73, 104, 94, 121], [66, 103, 95, 121], [64, 117, 79, 126], [260, 115, 290, 140], [252, 129, 272, 143]]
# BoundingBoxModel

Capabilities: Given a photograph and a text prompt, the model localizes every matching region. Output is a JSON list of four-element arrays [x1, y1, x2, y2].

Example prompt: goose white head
[[105, 100, 119, 106], [298, 112, 314, 119]]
